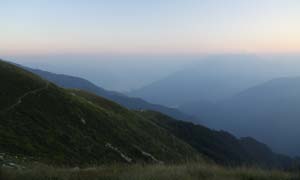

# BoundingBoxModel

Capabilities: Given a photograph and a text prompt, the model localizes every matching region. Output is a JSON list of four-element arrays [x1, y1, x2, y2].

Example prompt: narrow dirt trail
[[1, 82, 49, 112]]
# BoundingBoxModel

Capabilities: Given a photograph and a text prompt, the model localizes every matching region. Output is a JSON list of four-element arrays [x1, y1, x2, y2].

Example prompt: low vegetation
[[1, 59, 300, 179], [0, 60, 198, 164], [1, 162, 299, 180]]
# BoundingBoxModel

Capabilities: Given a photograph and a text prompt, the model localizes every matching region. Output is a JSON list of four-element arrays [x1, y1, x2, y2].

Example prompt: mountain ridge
[[184, 76, 300, 156], [0, 59, 197, 165], [24, 67, 195, 122], [0, 59, 299, 169]]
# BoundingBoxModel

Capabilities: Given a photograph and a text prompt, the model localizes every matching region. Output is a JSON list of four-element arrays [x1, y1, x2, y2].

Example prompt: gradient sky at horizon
[[1, 0, 300, 56]]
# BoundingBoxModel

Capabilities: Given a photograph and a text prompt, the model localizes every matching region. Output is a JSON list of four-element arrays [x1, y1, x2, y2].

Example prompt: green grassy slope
[[69, 90, 299, 169], [0, 59, 298, 169], [2, 163, 299, 180], [0, 60, 197, 165], [139, 111, 298, 168]]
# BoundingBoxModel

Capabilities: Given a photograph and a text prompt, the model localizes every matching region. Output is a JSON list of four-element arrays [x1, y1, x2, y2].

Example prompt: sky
[[1, 0, 300, 56]]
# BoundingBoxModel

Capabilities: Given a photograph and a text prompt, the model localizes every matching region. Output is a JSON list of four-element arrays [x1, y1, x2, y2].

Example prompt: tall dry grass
[[1, 162, 299, 180]]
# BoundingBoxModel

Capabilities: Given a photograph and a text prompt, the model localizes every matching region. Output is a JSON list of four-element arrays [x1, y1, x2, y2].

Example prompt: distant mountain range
[[129, 55, 300, 107], [1, 59, 298, 168], [179, 77, 300, 156], [126, 55, 300, 156]]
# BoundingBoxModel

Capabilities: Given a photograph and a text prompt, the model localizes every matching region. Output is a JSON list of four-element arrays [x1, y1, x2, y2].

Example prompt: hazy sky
[[1, 0, 300, 56]]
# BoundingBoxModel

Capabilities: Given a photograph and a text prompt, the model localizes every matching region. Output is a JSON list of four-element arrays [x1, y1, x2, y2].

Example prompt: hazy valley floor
[[1, 163, 299, 180]]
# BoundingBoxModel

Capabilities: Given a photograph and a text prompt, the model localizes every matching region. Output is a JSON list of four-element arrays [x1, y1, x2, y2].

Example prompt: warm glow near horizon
[[1, 0, 300, 56]]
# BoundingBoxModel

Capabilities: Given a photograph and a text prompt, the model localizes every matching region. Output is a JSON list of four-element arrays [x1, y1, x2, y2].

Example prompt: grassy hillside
[[139, 111, 298, 168], [1, 162, 299, 180], [71, 90, 300, 168], [0, 60, 197, 165], [1, 59, 299, 170]]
